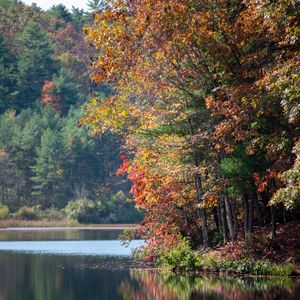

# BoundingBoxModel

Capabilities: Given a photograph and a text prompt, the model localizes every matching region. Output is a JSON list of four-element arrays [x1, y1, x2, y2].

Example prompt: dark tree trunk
[[195, 173, 208, 248], [220, 200, 228, 243], [271, 206, 276, 241], [213, 207, 220, 233], [224, 194, 236, 243], [249, 193, 254, 233], [243, 193, 249, 238], [231, 197, 239, 239], [187, 115, 209, 248], [254, 194, 262, 228]]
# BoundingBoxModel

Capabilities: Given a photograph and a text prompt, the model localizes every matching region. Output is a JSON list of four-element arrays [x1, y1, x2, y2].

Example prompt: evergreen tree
[[15, 21, 57, 111], [62, 108, 102, 197], [0, 35, 16, 113], [9, 107, 61, 204], [31, 128, 67, 207], [87, 0, 106, 12], [53, 68, 80, 115], [48, 4, 72, 23], [70, 7, 90, 28]]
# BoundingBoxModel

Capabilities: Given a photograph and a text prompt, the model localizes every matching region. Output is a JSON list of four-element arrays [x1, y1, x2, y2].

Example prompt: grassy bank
[[0, 218, 138, 229], [137, 222, 300, 277], [156, 240, 297, 276]]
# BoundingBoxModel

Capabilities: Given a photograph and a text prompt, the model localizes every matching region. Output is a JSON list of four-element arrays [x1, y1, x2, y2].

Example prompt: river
[[0, 228, 298, 299]]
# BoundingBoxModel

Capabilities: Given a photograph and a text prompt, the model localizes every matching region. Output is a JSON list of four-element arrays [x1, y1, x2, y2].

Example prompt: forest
[[82, 0, 300, 269], [0, 0, 142, 224], [0, 0, 299, 274]]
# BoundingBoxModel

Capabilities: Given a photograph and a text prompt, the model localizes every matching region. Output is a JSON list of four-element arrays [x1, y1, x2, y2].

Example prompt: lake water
[[0, 228, 299, 300]]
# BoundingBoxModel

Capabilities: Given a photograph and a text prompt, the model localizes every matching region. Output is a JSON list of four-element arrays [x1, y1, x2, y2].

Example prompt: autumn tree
[[83, 0, 300, 254]]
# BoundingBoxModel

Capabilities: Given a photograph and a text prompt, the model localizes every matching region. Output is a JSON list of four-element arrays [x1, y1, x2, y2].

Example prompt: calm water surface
[[0, 228, 299, 300]]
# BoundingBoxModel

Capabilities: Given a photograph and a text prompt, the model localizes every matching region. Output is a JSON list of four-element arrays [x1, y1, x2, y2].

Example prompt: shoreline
[[0, 226, 137, 231], [0, 219, 138, 230]]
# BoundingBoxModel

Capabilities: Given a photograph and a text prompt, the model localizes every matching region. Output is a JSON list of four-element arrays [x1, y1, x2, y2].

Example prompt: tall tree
[[53, 68, 81, 115], [48, 4, 72, 24], [31, 128, 66, 207], [0, 35, 16, 113], [15, 20, 57, 110]]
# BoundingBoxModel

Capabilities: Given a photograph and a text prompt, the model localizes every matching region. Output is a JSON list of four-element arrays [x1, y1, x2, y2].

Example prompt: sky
[[22, 0, 89, 11]]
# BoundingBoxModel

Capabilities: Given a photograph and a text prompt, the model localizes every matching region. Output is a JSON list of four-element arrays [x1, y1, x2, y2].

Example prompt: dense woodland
[[0, 0, 142, 223], [0, 0, 299, 265], [82, 0, 300, 259]]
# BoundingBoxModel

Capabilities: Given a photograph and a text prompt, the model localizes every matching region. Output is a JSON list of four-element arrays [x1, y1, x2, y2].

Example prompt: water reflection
[[0, 229, 299, 300], [1, 251, 298, 300], [118, 270, 300, 300], [0, 252, 132, 300], [0, 228, 123, 241]]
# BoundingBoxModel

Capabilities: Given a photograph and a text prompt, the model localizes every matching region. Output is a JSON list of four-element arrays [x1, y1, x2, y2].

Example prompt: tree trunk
[[271, 206, 276, 241], [224, 194, 236, 243], [231, 197, 239, 239], [243, 193, 249, 238], [254, 194, 262, 229], [217, 205, 223, 234], [249, 193, 254, 233], [220, 200, 228, 243], [187, 115, 209, 248], [213, 207, 220, 233], [195, 173, 208, 248]]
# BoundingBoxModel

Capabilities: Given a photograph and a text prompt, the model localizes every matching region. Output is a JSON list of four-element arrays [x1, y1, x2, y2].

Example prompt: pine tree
[[53, 68, 80, 116], [87, 0, 106, 12], [15, 21, 57, 111], [48, 4, 72, 23], [31, 128, 67, 207], [0, 35, 16, 113]]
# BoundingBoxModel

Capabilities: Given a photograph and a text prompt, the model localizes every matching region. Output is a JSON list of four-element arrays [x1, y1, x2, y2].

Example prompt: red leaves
[[116, 153, 130, 175]]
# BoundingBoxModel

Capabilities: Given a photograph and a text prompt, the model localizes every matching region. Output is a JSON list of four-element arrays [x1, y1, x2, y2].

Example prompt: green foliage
[[0, 0, 141, 224], [87, 0, 106, 12], [48, 4, 72, 23], [64, 193, 142, 224], [0, 204, 9, 219], [158, 237, 197, 272], [53, 68, 81, 116], [15, 20, 57, 110], [31, 127, 67, 207], [215, 258, 294, 276], [64, 199, 105, 224], [37, 206, 64, 220], [0, 35, 16, 113], [157, 246, 295, 276], [271, 141, 300, 209], [0, 105, 140, 223], [14, 206, 38, 220]]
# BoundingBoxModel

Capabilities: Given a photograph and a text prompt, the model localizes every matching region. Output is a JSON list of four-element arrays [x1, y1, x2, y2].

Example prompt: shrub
[[0, 204, 9, 219], [64, 199, 96, 223], [158, 237, 197, 272], [214, 258, 294, 276], [14, 206, 38, 220], [37, 207, 64, 220]]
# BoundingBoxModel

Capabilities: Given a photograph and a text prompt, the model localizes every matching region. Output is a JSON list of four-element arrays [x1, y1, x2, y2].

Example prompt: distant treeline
[[0, 0, 142, 223]]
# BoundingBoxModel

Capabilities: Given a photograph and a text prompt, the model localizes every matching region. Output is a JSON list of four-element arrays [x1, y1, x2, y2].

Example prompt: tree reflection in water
[[118, 270, 300, 300]]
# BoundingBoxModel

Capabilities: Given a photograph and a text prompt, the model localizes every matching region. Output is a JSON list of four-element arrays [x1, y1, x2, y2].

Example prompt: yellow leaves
[[215, 143, 222, 151], [205, 96, 215, 110], [156, 51, 165, 60], [200, 193, 219, 209], [82, 95, 139, 134], [91, 98, 97, 106]]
